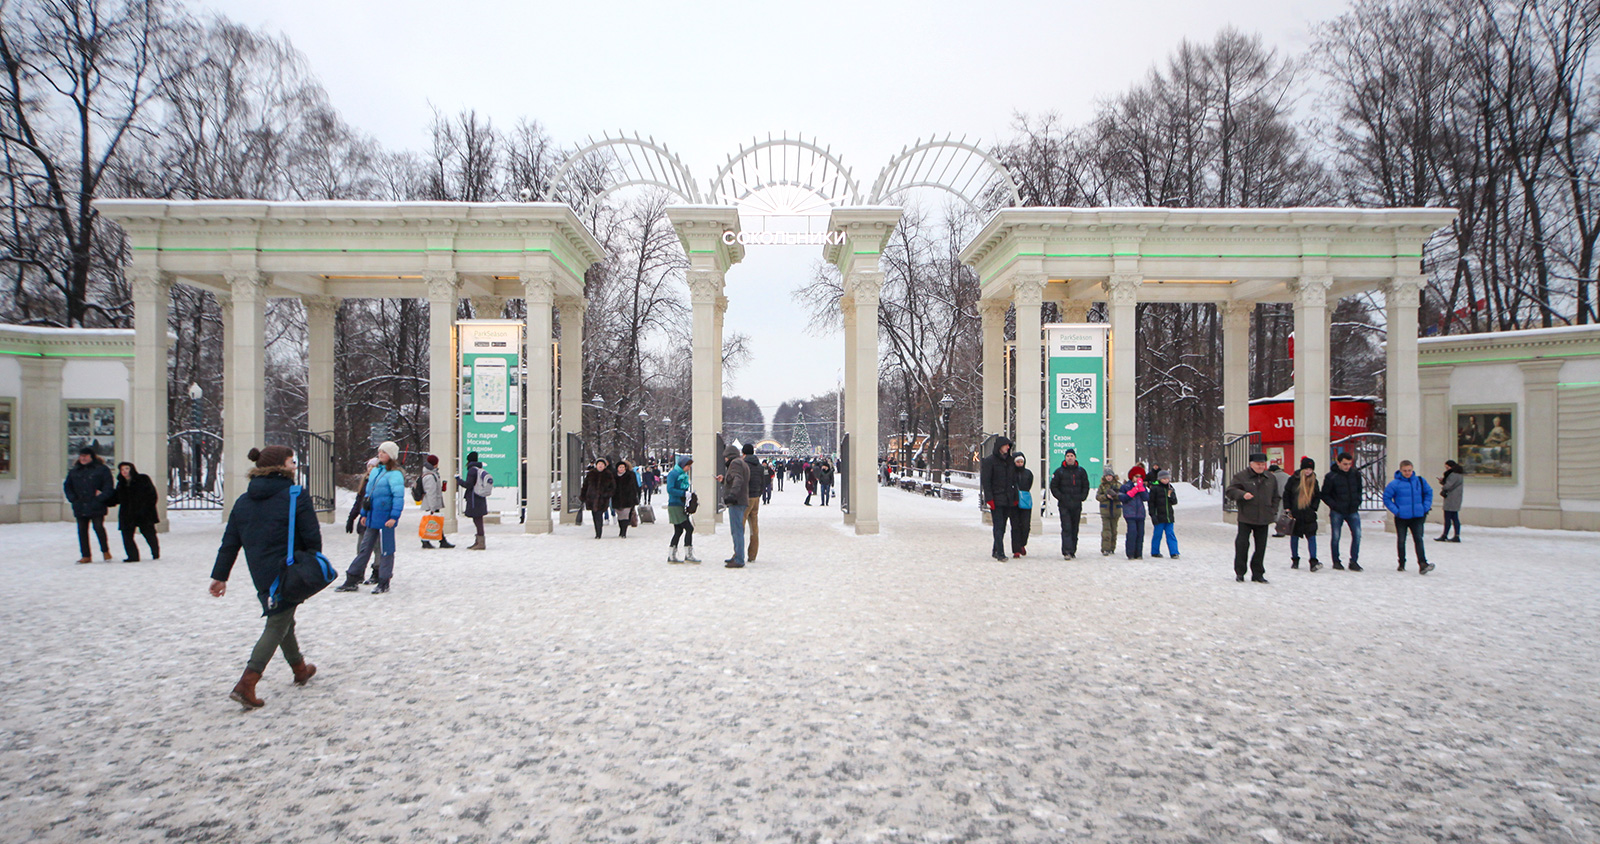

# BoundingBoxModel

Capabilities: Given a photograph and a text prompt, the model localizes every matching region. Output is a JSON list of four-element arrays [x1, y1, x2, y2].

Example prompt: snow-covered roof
[[0, 324, 135, 358]]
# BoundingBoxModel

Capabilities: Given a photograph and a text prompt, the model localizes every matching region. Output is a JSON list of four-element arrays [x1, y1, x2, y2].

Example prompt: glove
[[986, 500, 994, 511]]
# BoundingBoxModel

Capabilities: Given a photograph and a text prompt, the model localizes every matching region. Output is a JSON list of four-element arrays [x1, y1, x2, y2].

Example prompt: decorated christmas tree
[[791, 409, 812, 455]]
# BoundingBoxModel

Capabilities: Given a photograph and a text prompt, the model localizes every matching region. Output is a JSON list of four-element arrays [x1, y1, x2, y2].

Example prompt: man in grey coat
[[1437, 460, 1464, 542], [717, 444, 751, 568], [1226, 452, 1281, 583]]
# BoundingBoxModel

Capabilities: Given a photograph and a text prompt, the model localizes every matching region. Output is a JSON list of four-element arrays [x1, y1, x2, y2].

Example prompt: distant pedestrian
[[718, 444, 750, 567], [980, 436, 1019, 561], [109, 461, 160, 562], [346, 457, 378, 535], [1321, 451, 1364, 571], [64, 446, 115, 563], [418, 454, 453, 549], [335, 441, 405, 594], [742, 444, 764, 561], [641, 464, 659, 505], [1437, 460, 1464, 542], [665, 455, 700, 564], [456, 451, 488, 551], [1148, 469, 1179, 558], [1096, 468, 1122, 557], [1269, 462, 1292, 535], [1226, 452, 1280, 583], [209, 445, 321, 709], [613, 459, 641, 538], [1284, 456, 1323, 571], [804, 461, 817, 505], [1118, 466, 1150, 559], [1383, 460, 1434, 574], [580, 458, 616, 538], [1048, 448, 1091, 559], [816, 458, 835, 506], [1011, 452, 1033, 557], [760, 460, 773, 504]]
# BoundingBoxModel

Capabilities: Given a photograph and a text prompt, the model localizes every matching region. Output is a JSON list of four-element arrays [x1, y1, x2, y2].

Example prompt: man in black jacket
[[1225, 452, 1281, 583], [1321, 451, 1365, 571], [64, 446, 115, 563], [980, 436, 1018, 561], [1048, 448, 1091, 559]]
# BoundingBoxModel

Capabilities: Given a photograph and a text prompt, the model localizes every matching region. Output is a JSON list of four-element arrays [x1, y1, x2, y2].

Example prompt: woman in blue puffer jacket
[[665, 454, 699, 563], [336, 441, 406, 593], [1383, 460, 1434, 574]]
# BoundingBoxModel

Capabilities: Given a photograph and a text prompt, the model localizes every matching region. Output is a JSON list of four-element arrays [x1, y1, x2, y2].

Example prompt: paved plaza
[[2, 486, 1597, 843]]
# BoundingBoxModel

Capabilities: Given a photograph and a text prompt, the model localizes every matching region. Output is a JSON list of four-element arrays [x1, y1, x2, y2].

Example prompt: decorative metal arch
[[543, 132, 702, 208], [869, 135, 1021, 209], [709, 134, 861, 216]]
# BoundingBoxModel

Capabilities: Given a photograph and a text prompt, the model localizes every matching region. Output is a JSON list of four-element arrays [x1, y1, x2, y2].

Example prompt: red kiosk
[[1247, 388, 1377, 468]]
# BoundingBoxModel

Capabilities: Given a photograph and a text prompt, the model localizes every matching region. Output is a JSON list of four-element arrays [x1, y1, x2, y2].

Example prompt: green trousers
[[247, 604, 302, 673], [1101, 509, 1120, 555]]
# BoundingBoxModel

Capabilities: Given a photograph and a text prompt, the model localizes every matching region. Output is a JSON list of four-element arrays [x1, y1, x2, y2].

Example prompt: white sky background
[[198, 0, 1330, 424]]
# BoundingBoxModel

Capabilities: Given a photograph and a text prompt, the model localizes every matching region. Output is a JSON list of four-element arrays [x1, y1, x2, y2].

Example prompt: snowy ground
[[2, 484, 1598, 843]]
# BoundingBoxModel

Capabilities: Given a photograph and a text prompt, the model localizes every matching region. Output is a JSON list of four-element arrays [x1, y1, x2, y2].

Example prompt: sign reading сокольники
[[457, 320, 523, 516], [1046, 324, 1108, 484]]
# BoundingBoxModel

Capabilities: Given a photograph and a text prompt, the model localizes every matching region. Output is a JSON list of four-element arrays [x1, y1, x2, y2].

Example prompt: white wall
[[1560, 358, 1600, 513], [60, 359, 130, 401], [0, 356, 18, 508], [1448, 363, 1524, 511]]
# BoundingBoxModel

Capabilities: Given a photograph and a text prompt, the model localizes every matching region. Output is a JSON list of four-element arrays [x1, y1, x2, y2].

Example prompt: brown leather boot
[[290, 661, 317, 686], [229, 669, 265, 709], [469, 535, 485, 551]]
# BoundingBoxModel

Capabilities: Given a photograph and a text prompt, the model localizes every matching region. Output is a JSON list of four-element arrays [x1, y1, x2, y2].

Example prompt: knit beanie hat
[[676, 454, 692, 467], [742, 442, 755, 455], [466, 451, 479, 463], [426, 454, 439, 466], [1299, 456, 1316, 471], [1103, 467, 1116, 478], [249, 444, 293, 469], [78, 445, 98, 457], [1128, 465, 1146, 480], [1157, 469, 1172, 480], [378, 441, 400, 462]]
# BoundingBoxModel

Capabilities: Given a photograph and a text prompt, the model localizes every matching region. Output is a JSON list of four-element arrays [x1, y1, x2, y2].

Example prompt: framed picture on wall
[[1454, 404, 1515, 483], [0, 397, 13, 478], [64, 400, 122, 466]]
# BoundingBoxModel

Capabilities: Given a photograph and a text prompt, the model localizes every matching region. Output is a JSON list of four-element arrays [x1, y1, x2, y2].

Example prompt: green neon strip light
[[1559, 381, 1600, 388], [1007, 249, 1420, 259], [688, 249, 715, 254], [131, 245, 579, 276], [1420, 349, 1600, 365], [0, 349, 132, 358], [853, 250, 881, 255]]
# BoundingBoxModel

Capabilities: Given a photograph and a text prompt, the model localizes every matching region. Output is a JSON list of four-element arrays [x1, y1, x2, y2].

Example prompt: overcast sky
[[198, 0, 1332, 423]]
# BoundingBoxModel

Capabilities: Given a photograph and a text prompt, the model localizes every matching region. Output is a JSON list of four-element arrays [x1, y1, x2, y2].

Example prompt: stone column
[[1519, 360, 1563, 528], [224, 271, 267, 521], [1291, 275, 1334, 467], [848, 271, 883, 534], [522, 272, 555, 534], [841, 294, 857, 526], [17, 357, 67, 521], [424, 273, 459, 534], [1059, 299, 1090, 324], [1221, 301, 1252, 437], [1013, 274, 1047, 530], [980, 299, 1008, 440], [1418, 364, 1454, 527], [1384, 277, 1425, 474], [713, 294, 728, 523], [1105, 273, 1142, 472], [303, 294, 340, 525], [129, 270, 172, 529], [689, 271, 721, 535], [471, 296, 503, 319], [556, 296, 585, 525]]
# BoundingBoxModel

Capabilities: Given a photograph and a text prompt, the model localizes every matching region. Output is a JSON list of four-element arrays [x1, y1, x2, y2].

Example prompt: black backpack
[[411, 472, 425, 502]]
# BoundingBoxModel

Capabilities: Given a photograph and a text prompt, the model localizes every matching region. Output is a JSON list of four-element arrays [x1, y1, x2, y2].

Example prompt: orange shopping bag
[[418, 514, 444, 542]]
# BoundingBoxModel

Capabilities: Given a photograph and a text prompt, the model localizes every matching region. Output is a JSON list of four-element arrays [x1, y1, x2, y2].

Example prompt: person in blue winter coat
[[1118, 465, 1151, 559], [336, 441, 406, 593], [1383, 459, 1435, 574], [665, 454, 700, 564]]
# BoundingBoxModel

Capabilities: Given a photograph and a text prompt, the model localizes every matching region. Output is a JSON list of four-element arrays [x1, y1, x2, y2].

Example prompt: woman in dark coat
[[612, 459, 641, 538], [455, 451, 488, 550], [1283, 456, 1323, 571], [63, 446, 115, 563], [210, 445, 323, 710], [579, 457, 615, 538], [109, 461, 160, 561]]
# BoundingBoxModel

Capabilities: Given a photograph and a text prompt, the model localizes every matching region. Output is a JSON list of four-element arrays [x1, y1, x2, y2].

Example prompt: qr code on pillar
[[1056, 374, 1097, 414]]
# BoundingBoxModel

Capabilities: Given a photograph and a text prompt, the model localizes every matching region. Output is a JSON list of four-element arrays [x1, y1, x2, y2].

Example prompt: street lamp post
[[188, 382, 203, 494], [588, 393, 606, 457], [661, 416, 672, 463], [939, 394, 955, 483], [638, 408, 649, 462], [898, 409, 909, 481]]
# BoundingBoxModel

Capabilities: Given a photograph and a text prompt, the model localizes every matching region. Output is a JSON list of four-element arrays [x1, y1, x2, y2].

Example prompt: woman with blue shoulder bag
[[210, 445, 326, 710], [1011, 452, 1034, 557]]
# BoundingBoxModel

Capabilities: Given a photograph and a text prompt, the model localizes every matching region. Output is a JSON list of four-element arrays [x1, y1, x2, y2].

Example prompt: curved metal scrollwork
[[869, 135, 1021, 209], [543, 132, 702, 209], [708, 134, 861, 215]]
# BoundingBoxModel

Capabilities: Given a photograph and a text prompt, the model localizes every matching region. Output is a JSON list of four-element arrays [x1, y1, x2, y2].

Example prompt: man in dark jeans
[[1225, 452, 1280, 583], [1049, 448, 1091, 559], [1383, 459, 1435, 574], [980, 436, 1018, 561], [1322, 451, 1365, 571]]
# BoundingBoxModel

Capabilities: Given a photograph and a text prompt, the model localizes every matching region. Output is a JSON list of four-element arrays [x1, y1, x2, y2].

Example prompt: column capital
[[1385, 276, 1427, 308], [520, 271, 555, 306], [687, 269, 722, 302], [225, 270, 268, 301], [1289, 275, 1333, 307], [979, 298, 1010, 318], [847, 270, 883, 305], [423, 270, 460, 302], [1012, 273, 1047, 307], [715, 295, 729, 317], [1518, 359, 1565, 384], [128, 269, 173, 301], [470, 296, 503, 319], [1104, 273, 1141, 305], [1418, 363, 1453, 392], [302, 294, 341, 320], [1220, 299, 1254, 330], [555, 294, 585, 313]]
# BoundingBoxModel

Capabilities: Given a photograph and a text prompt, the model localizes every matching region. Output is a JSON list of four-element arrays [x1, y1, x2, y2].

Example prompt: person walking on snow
[[1010, 452, 1034, 557], [1148, 469, 1179, 558], [579, 458, 615, 538], [455, 451, 489, 550], [1321, 451, 1364, 571], [665, 455, 700, 563], [816, 458, 835, 506], [418, 454, 453, 549], [1096, 468, 1122, 557], [64, 446, 115, 563], [803, 461, 817, 505], [336, 441, 405, 594], [1384, 460, 1434, 574], [209, 445, 322, 709], [1284, 456, 1323, 571], [612, 459, 640, 538], [1437, 460, 1464, 542], [980, 436, 1019, 561], [1118, 465, 1150, 559], [718, 444, 751, 567], [1049, 448, 1091, 559], [109, 461, 160, 562], [1226, 452, 1280, 583]]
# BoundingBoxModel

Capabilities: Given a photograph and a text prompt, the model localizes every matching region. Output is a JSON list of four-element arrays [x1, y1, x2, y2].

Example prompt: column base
[[854, 520, 880, 535], [524, 515, 554, 535], [559, 509, 577, 525], [844, 511, 856, 525], [19, 498, 66, 522], [317, 511, 334, 525]]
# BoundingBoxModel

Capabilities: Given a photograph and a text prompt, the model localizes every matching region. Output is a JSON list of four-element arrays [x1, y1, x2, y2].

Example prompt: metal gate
[[564, 432, 585, 514], [1331, 432, 1388, 510], [1220, 431, 1262, 513], [166, 429, 225, 510], [839, 433, 850, 514], [715, 433, 725, 513], [294, 430, 336, 513]]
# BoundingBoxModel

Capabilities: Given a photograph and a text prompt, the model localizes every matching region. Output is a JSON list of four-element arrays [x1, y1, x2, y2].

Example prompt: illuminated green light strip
[[130, 245, 579, 277], [1559, 381, 1600, 388], [1420, 350, 1600, 365], [0, 349, 132, 359]]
